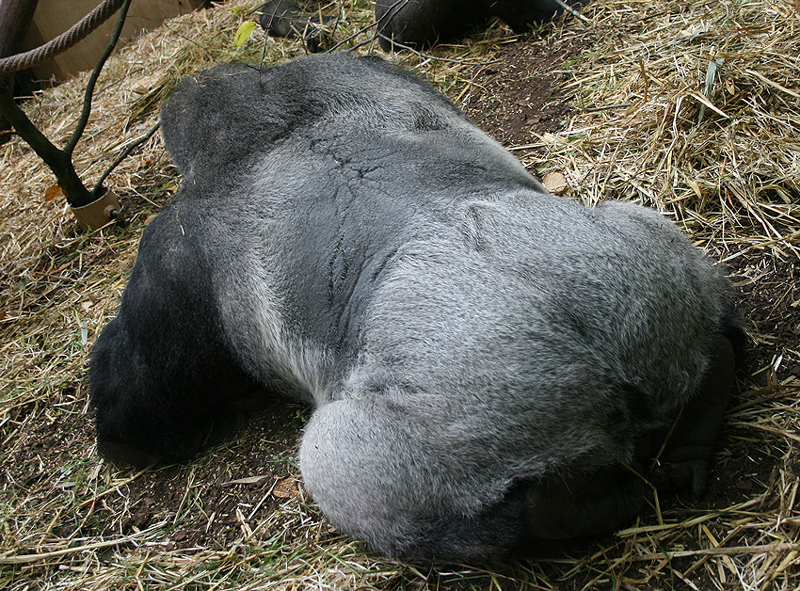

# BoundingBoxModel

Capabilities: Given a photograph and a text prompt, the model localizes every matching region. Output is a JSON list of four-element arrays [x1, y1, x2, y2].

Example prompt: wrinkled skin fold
[[90, 53, 744, 562]]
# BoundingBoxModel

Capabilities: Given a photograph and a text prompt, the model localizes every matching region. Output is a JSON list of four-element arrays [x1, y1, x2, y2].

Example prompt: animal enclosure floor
[[1, 0, 798, 589]]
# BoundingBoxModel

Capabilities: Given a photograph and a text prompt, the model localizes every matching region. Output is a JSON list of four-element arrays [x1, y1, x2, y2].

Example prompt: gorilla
[[259, 0, 587, 52], [90, 52, 743, 562]]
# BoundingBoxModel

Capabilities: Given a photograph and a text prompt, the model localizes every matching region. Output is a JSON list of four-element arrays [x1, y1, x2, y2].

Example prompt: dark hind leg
[[374, 0, 489, 51], [650, 335, 736, 496], [259, 0, 336, 52], [525, 335, 737, 539], [524, 464, 647, 540]]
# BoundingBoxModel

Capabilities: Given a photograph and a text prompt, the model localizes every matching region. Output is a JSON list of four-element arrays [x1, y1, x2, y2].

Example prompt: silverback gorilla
[[90, 53, 743, 562], [259, 0, 588, 51]]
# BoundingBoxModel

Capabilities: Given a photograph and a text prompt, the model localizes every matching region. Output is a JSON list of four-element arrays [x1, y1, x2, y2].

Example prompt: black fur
[[259, 0, 335, 52], [374, 0, 590, 49], [258, 0, 588, 51]]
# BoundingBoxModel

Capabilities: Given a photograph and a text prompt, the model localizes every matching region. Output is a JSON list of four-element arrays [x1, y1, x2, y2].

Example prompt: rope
[[0, 0, 125, 75]]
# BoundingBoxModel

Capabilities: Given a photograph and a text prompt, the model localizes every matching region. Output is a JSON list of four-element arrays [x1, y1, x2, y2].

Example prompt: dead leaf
[[44, 184, 65, 202], [272, 476, 298, 499], [542, 171, 568, 195]]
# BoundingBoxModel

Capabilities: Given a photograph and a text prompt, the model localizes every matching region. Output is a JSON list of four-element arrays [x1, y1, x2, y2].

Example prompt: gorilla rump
[[259, 0, 588, 51], [90, 53, 743, 562]]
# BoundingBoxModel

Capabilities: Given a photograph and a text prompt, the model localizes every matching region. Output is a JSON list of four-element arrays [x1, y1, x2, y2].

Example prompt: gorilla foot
[[650, 335, 736, 497], [259, 0, 336, 52], [524, 466, 647, 540]]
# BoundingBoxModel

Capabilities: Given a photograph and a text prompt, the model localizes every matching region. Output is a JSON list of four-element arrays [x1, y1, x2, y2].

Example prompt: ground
[[1, 0, 798, 589]]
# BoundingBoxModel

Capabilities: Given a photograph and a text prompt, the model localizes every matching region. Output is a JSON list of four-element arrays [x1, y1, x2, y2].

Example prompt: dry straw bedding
[[0, 0, 798, 589]]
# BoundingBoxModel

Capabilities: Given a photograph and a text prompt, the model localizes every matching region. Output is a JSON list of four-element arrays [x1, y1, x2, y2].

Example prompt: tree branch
[[65, 0, 132, 156]]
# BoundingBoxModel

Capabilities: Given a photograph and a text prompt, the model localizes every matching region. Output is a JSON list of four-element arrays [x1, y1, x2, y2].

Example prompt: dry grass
[[1, 0, 798, 589], [520, 0, 800, 258]]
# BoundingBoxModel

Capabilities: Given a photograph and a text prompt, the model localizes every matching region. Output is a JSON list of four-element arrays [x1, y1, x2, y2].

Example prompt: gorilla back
[[90, 53, 742, 561]]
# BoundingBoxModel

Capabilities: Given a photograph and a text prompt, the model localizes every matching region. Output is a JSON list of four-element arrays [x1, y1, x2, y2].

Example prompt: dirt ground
[[2, 10, 799, 591]]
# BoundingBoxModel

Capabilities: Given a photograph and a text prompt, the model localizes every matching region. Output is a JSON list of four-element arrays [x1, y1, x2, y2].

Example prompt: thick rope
[[0, 0, 125, 75]]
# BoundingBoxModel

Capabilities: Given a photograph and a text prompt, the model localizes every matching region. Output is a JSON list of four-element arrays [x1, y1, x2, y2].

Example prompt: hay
[[520, 0, 800, 261], [1, 0, 798, 589]]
